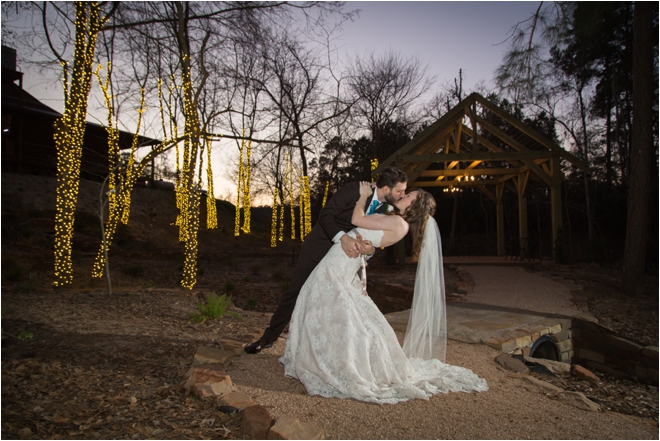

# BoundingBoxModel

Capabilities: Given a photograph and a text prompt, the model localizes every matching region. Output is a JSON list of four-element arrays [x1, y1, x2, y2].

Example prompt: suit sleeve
[[317, 181, 361, 240]]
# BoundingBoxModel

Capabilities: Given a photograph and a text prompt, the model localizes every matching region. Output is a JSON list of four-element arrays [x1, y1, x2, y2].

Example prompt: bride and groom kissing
[[245, 166, 487, 404]]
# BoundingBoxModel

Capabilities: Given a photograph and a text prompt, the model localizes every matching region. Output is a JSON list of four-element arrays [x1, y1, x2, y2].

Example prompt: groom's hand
[[340, 234, 360, 258]]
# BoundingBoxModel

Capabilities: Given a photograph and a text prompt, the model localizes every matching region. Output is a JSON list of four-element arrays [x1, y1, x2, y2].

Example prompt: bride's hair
[[401, 189, 436, 260]]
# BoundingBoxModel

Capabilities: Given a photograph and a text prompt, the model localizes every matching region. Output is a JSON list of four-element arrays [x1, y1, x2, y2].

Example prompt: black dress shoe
[[244, 338, 273, 354]]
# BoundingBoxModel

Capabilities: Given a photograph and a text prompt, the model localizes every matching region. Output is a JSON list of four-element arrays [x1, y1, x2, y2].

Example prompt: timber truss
[[376, 93, 586, 260]]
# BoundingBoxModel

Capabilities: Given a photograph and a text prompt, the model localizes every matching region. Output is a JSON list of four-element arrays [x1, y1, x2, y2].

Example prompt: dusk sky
[[336, 1, 540, 93], [14, 1, 542, 201]]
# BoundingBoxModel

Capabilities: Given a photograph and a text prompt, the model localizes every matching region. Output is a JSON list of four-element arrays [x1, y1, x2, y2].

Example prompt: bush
[[246, 296, 259, 310], [190, 292, 242, 323]]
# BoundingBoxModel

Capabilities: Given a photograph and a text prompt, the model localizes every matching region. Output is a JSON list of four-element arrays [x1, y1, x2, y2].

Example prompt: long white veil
[[402, 216, 447, 362]]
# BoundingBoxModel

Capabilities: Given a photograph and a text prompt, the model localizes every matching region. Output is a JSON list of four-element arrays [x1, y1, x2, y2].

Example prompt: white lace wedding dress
[[280, 228, 488, 404]]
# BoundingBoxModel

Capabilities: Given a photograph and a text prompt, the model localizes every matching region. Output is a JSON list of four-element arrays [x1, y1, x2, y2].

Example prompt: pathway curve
[[460, 265, 580, 317]]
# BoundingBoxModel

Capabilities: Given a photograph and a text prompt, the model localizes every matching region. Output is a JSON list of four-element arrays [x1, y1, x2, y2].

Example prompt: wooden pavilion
[[375, 93, 586, 262]]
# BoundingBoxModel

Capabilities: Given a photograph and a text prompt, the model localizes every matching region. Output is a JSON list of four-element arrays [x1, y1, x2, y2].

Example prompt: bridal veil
[[402, 216, 447, 362]]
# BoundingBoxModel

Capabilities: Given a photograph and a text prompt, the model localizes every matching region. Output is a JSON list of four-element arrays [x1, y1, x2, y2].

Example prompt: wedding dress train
[[280, 228, 488, 404]]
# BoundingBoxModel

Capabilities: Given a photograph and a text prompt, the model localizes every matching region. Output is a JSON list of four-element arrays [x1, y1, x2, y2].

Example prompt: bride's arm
[[352, 182, 408, 245]]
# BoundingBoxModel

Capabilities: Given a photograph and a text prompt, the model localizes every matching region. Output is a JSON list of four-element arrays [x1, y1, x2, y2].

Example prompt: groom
[[245, 166, 408, 354]]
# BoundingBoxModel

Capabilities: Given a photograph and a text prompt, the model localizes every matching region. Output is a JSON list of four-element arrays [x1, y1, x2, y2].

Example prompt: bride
[[280, 182, 487, 404]]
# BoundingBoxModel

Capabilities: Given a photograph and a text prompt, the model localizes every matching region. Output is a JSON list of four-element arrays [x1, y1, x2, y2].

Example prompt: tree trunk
[[622, 1, 654, 295]]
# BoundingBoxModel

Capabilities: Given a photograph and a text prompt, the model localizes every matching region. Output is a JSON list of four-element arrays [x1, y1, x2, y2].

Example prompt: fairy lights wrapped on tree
[[53, 2, 107, 286], [299, 174, 305, 241], [242, 139, 252, 234], [370, 158, 379, 181], [234, 137, 244, 236], [270, 187, 278, 247], [303, 175, 312, 237], [119, 86, 146, 225], [322, 181, 330, 207], [287, 153, 295, 239], [205, 138, 218, 229]]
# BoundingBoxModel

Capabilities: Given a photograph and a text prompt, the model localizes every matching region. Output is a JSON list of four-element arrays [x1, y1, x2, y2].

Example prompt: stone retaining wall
[[571, 318, 659, 386]]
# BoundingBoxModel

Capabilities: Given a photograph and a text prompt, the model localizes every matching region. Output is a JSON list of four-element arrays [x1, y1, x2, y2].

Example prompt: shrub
[[190, 292, 242, 323], [246, 296, 259, 310]]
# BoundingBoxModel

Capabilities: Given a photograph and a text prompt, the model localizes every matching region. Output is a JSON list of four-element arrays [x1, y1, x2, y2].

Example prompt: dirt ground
[[1, 173, 658, 439]]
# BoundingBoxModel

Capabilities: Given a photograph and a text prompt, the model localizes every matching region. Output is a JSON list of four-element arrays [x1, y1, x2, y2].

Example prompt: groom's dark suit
[[262, 181, 374, 342]]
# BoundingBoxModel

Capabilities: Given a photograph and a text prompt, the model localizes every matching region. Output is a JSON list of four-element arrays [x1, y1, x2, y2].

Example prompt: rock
[[494, 354, 530, 375], [551, 391, 601, 412], [521, 375, 563, 394], [525, 356, 571, 375], [215, 390, 254, 410], [184, 363, 233, 398], [193, 346, 235, 366], [242, 405, 272, 439], [572, 364, 600, 384], [219, 337, 248, 354], [267, 414, 326, 440]]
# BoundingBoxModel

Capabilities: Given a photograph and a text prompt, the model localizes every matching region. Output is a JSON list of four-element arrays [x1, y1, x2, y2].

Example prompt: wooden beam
[[474, 94, 587, 170], [376, 97, 474, 171], [475, 115, 553, 186], [402, 151, 554, 163], [476, 185, 496, 204], [419, 167, 524, 177]]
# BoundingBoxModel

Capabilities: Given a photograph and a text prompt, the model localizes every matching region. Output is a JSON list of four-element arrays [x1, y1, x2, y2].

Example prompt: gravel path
[[462, 265, 580, 316], [227, 334, 656, 439]]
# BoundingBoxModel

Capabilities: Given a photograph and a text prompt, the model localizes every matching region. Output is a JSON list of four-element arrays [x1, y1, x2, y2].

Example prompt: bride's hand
[[358, 181, 372, 198]]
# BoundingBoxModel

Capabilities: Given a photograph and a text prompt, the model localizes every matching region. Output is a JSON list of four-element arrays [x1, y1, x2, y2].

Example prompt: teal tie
[[367, 199, 379, 215]]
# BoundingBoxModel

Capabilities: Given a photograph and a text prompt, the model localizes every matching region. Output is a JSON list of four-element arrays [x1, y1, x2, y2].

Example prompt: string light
[[287, 152, 295, 239], [178, 52, 204, 290], [120, 86, 146, 225], [271, 187, 278, 247], [278, 188, 284, 242], [322, 181, 329, 207], [53, 2, 106, 286], [370, 158, 379, 182], [242, 138, 252, 234], [234, 134, 244, 236], [206, 138, 218, 229], [303, 175, 312, 237], [299, 174, 305, 241]]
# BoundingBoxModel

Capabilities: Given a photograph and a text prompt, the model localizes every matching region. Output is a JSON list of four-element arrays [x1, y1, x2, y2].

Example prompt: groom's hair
[[376, 166, 407, 189]]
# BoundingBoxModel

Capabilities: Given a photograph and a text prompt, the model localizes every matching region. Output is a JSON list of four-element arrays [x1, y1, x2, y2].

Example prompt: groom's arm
[[318, 181, 366, 258], [317, 181, 360, 240]]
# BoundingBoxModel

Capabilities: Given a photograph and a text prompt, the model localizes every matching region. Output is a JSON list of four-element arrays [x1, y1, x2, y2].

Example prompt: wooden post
[[550, 154, 562, 261], [496, 182, 505, 256], [517, 172, 529, 257]]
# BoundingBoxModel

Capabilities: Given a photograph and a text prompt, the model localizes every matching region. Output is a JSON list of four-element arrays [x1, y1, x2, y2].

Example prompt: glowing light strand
[[234, 136, 244, 236], [271, 187, 278, 247], [241, 139, 252, 234], [206, 138, 218, 229], [322, 181, 329, 207], [53, 2, 107, 286]]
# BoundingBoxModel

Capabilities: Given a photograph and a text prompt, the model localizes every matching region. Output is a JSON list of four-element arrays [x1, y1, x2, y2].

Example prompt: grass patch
[[190, 292, 242, 323], [246, 296, 259, 310], [223, 280, 235, 293]]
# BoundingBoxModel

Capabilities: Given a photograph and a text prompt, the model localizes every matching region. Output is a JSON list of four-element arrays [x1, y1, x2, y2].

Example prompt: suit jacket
[[301, 181, 374, 263]]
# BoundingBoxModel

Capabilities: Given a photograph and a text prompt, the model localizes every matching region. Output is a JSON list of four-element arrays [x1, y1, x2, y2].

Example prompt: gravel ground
[[461, 265, 580, 316], [221, 264, 657, 439], [227, 332, 657, 439]]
